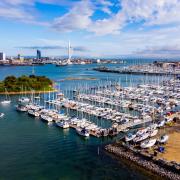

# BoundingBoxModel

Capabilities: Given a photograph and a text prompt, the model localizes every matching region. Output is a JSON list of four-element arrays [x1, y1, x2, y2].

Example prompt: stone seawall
[[105, 144, 180, 180]]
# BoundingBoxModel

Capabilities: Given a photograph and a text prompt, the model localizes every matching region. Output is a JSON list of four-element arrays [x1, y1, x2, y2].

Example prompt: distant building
[[0, 52, 6, 60], [17, 54, 24, 62], [37, 50, 41, 60], [97, 59, 101, 63]]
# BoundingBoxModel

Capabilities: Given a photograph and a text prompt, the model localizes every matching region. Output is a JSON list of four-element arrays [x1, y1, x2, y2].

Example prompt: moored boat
[[133, 132, 149, 143], [28, 110, 40, 117], [41, 115, 53, 122], [148, 129, 158, 137], [158, 134, 169, 143], [125, 133, 136, 142], [1, 100, 11, 104], [140, 138, 156, 148], [0, 113, 4, 118], [16, 105, 27, 112], [56, 121, 69, 129], [76, 127, 89, 137]]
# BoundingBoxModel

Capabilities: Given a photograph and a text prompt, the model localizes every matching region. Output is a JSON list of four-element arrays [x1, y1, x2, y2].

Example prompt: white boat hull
[[140, 139, 156, 148]]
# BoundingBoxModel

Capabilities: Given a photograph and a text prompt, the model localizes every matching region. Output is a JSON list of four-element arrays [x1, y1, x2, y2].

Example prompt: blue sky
[[0, 0, 180, 57]]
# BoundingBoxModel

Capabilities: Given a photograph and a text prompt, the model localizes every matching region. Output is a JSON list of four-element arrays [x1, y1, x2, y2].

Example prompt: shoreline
[[0, 89, 57, 95], [105, 143, 180, 180]]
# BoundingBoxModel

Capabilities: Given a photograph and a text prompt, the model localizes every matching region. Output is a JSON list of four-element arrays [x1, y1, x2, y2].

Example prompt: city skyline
[[0, 0, 180, 57]]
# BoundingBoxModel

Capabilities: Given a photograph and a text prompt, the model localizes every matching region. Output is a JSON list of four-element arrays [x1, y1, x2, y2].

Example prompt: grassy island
[[0, 75, 54, 93]]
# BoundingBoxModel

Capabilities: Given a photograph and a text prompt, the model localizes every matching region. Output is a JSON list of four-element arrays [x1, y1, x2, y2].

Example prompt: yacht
[[41, 115, 53, 122], [1, 88, 11, 104], [157, 120, 165, 128], [16, 104, 27, 112], [140, 139, 156, 148], [18, 97, 30, 103], [56, 121, 69, 129], [28, 110, 40, 117], [125, 133, 136, 142], [148, 129, 158, 137], [133, 132, 149, 143], [1, 100, 11, 104], [76, 127, 89, 137], [0, 113, 4, 118]]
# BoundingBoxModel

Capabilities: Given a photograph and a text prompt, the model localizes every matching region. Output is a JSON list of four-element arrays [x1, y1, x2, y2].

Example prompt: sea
[[0, 59, 159, 179]]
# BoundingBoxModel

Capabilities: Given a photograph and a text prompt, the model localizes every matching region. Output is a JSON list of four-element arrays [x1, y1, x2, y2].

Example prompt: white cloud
[[121, 0, 180, 25], [52, 0, 180, 35], [89, 12, 125, 35], [53, 1, 93, 31]]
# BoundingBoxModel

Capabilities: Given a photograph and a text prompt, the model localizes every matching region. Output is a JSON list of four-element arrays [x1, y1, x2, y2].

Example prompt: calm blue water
[[0, 61, 155, 179]]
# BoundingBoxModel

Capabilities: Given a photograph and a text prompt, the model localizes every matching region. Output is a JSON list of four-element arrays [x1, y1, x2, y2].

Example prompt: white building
[[0, 52, 6, 60]]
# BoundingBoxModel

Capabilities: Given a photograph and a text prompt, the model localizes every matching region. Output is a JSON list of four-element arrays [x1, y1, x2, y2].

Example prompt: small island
[[0, 75, 55, 94]]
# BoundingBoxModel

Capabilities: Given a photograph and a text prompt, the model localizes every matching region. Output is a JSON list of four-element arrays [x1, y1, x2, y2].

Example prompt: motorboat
[[136, 128, 148, 136], [18, 97, 30, 103], [0, 113, 4, 118], [157, 120, 165, 128], [28, 110, 40, 117], [125, 133, 136, 142], [76, 127, 89, 137], [148, 129, 158, 137], [56, 121, 69, 129], [140, 139, 156, 148], [1, 100, 11, 104], [41, 115, 53, 122], [133, 132, 149, 143], [158, 135, 169, 143], [16, 105, 27, 112]]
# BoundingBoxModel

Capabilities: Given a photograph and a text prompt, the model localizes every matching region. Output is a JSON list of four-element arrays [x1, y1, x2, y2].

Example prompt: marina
[[94, 61, 180, 76], [1, 0, 180, 179], [0, 62, 179, 179]]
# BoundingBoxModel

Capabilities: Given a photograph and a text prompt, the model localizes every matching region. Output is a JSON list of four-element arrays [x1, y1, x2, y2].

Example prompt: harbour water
[[0, 61, 158, 179]]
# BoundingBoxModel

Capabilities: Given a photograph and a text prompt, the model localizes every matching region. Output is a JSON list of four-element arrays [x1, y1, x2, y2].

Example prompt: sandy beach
[[158, 132, 180, 163]]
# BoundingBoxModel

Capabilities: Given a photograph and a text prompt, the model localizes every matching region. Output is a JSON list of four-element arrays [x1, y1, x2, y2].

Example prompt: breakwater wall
[[105, 144, 180, 180], [93, 67, 179, 76]]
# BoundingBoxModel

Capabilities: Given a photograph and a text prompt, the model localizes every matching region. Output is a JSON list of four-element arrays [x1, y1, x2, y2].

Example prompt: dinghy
[[158, 135, 169, 143]]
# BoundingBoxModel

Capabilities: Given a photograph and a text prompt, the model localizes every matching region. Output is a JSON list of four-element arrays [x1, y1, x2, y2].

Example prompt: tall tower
[[67, 41, 72, 64], [37, 50, 41, 60], [0, 52, 6, 60]]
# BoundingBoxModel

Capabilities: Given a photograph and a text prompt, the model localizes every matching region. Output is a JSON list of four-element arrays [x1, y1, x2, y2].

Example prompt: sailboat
[[1, 88, 11, 104], [140, 138, 156, 148], [125, 133, 136, 142], [0, 113, 4, 118], [76, 127, 90, 137]]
